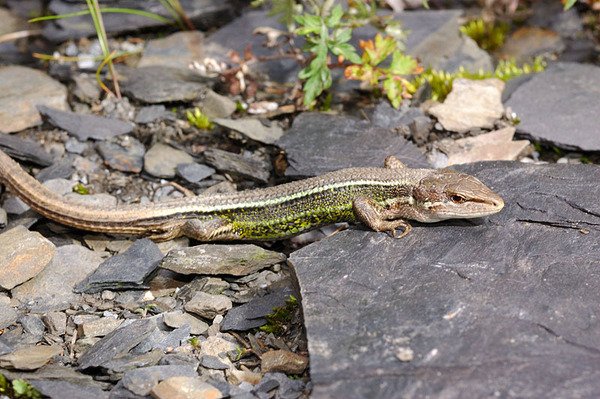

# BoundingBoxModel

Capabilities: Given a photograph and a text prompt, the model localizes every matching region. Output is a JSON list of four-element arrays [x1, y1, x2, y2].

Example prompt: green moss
[[72, 183, 90, 195], [188, 336, 201, 349], [0, 374, 42, 399], [260, 295, 298, 335], [460, 19, 509, 52], [186, 107, 214, 130]]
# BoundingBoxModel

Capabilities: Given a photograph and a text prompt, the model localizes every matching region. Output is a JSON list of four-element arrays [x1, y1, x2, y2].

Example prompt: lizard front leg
[[352, 197, 412, 238]]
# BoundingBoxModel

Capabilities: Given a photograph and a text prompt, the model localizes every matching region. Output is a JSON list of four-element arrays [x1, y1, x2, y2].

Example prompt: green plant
[[0, 374, 42, 399], [345, 34, 421, 108], [460, 19, 509, 52], [260, 295, 299, 335], [295, 4, 362, 107], [186, 108, 214, 130], [188, 336, 201, 349], [72, 183, 90, 195], [412, 56, 546, 102]]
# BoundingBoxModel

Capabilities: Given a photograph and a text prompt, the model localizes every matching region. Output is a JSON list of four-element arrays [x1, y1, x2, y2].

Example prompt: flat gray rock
[[203, 148, 271, 183], [0, 135, 53, 166], [276, 113, 429, 177], [221, 287, 293, 331], [0, 302, 17, 330], [176, 162, 215, 184], [121, 66, 210, 104], [29, 380, 109, 399], [135, 105, 170, 124], [139, 31, 205, 70], [289, 161, 600, 398], [38, 105, 133, 141], [96, 138, 145, 174], [121, 365, 197, 396], [0, 65, 68, 133], [144, 143, 194, 179], [75, 238, 164, 294], [214, 117, 284, 145], [505, 62, 600, 151]]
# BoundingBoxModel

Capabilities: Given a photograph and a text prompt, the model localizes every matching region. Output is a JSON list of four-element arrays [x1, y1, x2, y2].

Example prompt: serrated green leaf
[[332, 43, 362, 64], [334, 28, 352, 43], [326, 4, 343, 28], [563, 0, 577, 9], [383, 77, 402, 108], [389, 51, 418, 75], [303, 73, 324, 107]]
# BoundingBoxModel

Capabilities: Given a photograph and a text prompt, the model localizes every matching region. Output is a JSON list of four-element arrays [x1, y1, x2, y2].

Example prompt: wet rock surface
[[290, 161, 600, 398]]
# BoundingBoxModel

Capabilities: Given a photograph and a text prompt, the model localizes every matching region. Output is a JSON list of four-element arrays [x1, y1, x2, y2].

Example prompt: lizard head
[[411, 169, 504, 222]]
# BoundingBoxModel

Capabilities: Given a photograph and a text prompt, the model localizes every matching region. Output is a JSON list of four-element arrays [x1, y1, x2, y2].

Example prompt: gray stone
[[277, 112, 428, 177], [260, 350, 308, 375], [65, 137, 89, 155], [80, 317, 123, 338], [75, 238, 163, 294], [428, 78, 505, 133], [0, 302, 17, 330], [121, 365, 197, 396], [37, 105, 133, 141], [0, 134, 53, 166], [135, 105, 169, 124], [144, 143, 194, 179], [121, 66, 210, 104], [203, 148, 271, 183], [0, 345, 62, 370], [163, 310, 209, 335], [200, 355, 229, 370], [152, 377, 223, 399], [19, 314, 45, 337], [0, 337, 12, 356], [78, 318, 157, 370], [254, 372, 305, 399], [161, 244, 286, 276], [35, 156, 75, 183], [42, 312, 67, 336], [72, 73, 101, 103], [185, 291, 232, 319], [139, 31, 205, 70], [177, 162, 215, 184], [289, 161, 600, 398], [505, 62, 600, 151], [0, 226, 56, 290], [370, 102, 426, 131], [0, 65, 68, 133], [197, 89, 237, 119], [0, 207, 6, 228], [29, 380, 109, 399], [12, 245, 103, 312], [96, 138, 145, 173], [221, 288, 293, 331], [214, 118, 284, 145], [101, 349, 163, 374], [500, 27, 565, 64]]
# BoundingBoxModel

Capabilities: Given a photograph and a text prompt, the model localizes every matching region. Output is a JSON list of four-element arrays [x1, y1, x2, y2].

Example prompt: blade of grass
[[158, 0, 195, 30], [29, 7, 174, 25]]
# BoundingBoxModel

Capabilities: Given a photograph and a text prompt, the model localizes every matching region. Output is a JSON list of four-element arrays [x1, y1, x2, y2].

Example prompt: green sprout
[[460, 19, 509, 52], [260, 295, 299, 335], [186, 108, 214, 130]]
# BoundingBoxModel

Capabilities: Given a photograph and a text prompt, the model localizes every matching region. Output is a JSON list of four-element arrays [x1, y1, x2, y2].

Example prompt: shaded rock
[[152, 376, 223, 399], [0, 345, 62, 370], [121, 365, 197, 396], [214, 117, 284, 145], [72, 73, 101, 103], [80, 317, 123, 338], [139, 31, 205, 70], [289, 161, 600, 398], [0, 135, 53, 166], [254, 372, 305, 399], [429, 127, 530, 168], [0, 207, 6, 228], [261, 350, 308, 375], [185, 292, 233, 319], [197, 89, 237, 119], [19, 315, 46, 338], [163, 310, 209, 335], [499, 27, 565, 63], [0, 302, 18, 330], [101, 349, 163, 375], [277, 113, 428, 177], [11, 245, 103, 312], [78, 318, 157, 370], [121, 66, 209, 103], [135, 105, 169, 124], [370, 102, 426, 131], [200, 355, 229, 370], [177, 277, 229, 300], [505, 62, 600, 151], [42, 312, 67, 336], [221, 287, 293, 331], [177, 162, 215, 184], [144, 143, 194, 179], [37, 105, 133, 141], [0, 226, 56, 290], [203, 148, 271, 183], [96, 137, 145, 173], [35, 155, 76, 183], [161, 244, 286, 276], [75, 238, 163, 294], [428, 78, 505, 133], [0, 65, 68, 133], [0, 337, 12, 356], [29, 380, 109, 399]]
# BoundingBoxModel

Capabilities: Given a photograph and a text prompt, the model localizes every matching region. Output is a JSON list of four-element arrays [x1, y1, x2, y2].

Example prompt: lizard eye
[[450, 195, 466, 204]]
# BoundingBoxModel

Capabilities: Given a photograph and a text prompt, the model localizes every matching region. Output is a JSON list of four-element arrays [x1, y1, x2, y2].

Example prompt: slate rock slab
[[96, 138, 145, 173], [277, 112, 429, 177], [121, 66, 210, 103], [37, 105, 133, 141], [139, 31, 205, 70], [289, 161, 600, 398], [29, 380, 109, 399], [221, 287, 294, 331], [0, 66, 68, 133], [505, 62, 600, 151], [0, 135, 53, 166]]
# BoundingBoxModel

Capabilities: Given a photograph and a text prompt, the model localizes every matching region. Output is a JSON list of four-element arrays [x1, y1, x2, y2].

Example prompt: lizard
[[0, 148, 504, 242]]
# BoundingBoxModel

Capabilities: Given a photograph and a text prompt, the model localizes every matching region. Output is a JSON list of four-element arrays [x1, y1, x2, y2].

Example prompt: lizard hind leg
[[181, 218, 240, 241], [352, 197, 412, 238]]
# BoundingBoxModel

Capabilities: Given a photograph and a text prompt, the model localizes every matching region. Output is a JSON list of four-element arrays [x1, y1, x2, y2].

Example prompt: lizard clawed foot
[[386, 221, 412, 239], [353, 197, 413, 239]]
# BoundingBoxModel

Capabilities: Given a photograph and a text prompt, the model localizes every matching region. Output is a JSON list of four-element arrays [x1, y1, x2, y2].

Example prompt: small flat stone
[[139, 31, 205, 70], [428, 78, 505, 133], [0, 337, 12, 356], [200, 355, 229, 370], [0, 345, 62, 370], [429, 127, 530, 168], [0, 302, 18, 330], [0, 207, 7, 228], [121, 365, 197, 396], [199, 336, 238, 358], [75, 238, 163, 294], [37, 105, 133, 141], [370, 102, 426, 130], [35, 156, 75, 182], [203, 148, 271, 183], [500, 27, 565, 63], [78, 318, 157, 370], [42, 312, 67, 336], [276, 112, 428, 177], [63, 192, 117, 209], [64, 137, 89, 154], [161, 244, 286, 277], [0, 134, 53, 166], [214, 118, 284, 145], [261, 350, 308, 374], [96, 138, 145, 173], [135, 105, 169, 124], [29, 380, 109, 399], [254, 372, 305, 398], [0, 65, 68, 133], [0, 226, 56, 290], [72, 73, 101, 103], [81, 317, 123, 338], [121, 66, 209, 103], [19, 314, 46, 337], [197, 89, 237, 119], [163, 310, 209, 335], [152, 376, 223, 399], [221, 288, 293, 331], [177, 162, 215, 184], [177, 277, 230, 301], [185, 292, 232, 319], [144, 143, 194, 179]]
